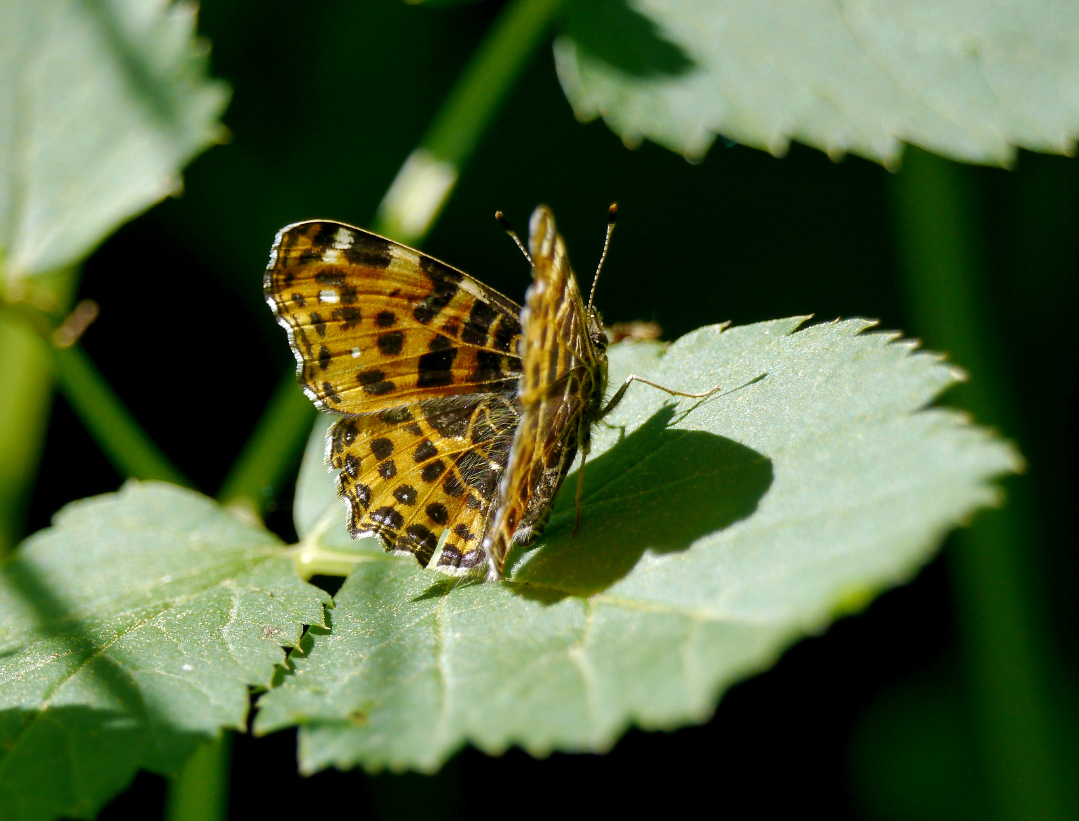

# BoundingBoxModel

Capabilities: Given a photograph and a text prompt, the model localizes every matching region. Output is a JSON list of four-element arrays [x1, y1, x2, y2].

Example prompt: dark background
[[26, 0, 1077, 817]]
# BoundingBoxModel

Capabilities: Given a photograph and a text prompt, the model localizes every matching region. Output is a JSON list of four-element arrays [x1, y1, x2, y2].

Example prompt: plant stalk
[[52, 342, 190, 486], [372, 0, 568, 244], [889, 146, 1066, 820], [164, 733, 232, 821], [216, 370, 315, 518]]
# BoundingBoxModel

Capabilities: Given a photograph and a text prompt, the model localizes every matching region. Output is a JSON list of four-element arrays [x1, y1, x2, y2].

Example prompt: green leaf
[[255, 318, 1020, 773], [0, 482, 328, 821], [0, 0, 229, 279], [555, 0, 1079, 166]]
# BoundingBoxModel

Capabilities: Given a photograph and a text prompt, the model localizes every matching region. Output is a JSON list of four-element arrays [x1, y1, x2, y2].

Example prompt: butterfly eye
[[590, 330, 608, 350]]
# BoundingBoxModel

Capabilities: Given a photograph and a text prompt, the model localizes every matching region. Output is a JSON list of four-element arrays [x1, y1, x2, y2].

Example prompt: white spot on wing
[[351, 347, 361, 358], [390, 245, 420, 270], [459, 279, 488, 299], [318, 290, 340, 304], [322, 247, 342, 263], [333, 228, 354, 249]]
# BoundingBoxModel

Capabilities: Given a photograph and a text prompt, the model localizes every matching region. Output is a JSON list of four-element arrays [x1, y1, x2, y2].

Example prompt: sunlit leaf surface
[[256, 319, 1020, 773], [0, 483, 328, 821], [555, 0, 1079, 165], [0, 0, 228, 278]]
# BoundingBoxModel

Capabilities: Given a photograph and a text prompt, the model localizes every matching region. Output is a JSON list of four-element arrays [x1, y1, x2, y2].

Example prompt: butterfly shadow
[[505, 404, 773, 602]]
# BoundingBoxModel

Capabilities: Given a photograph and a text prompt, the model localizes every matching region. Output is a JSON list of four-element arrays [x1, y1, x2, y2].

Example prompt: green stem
[[164, 733, 231, 821], [52, 343, 190, 487], [0, 271, 75, 553], [372, 0, 568, 244], [290, 544, 381, 580], [889, 147, 1065, 820], [216, 370, 315, 516], [0, 297, 190, 493]]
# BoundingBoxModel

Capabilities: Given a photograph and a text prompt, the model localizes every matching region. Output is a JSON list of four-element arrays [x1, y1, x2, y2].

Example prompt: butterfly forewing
[[266, 220, 526, 569], [482, 206, 606, 577], [266, 221, 523, 413]]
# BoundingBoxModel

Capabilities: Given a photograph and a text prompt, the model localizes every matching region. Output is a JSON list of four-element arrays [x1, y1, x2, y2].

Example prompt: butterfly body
[[266, 206, 608, 579]]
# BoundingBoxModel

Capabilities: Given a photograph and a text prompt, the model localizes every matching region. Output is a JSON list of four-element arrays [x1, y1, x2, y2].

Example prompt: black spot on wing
[[456, 450, 497, 500], [393, 485, 418, 505], [316, 269, 346, 287], [414, 440, 438, 463], [461, 300, 498, 346], [400, 524, 438, 566], [357, 368, 395, 395], [353, 482, 371, 509], [318, 345, 331, 370], [417, 347, 457, 388], [470, 350, 507, 385], [492, 317, 519, 353], [331, 306, 361, 330], [413, 258, 462, 324], [377, 331, 404, 355], [376, 310, 396, 328], [443, 470, 466, 498], [429, 334, 453, 352], [371, 438, 394, 460], [421, 460, 446, 483], [344, 454, 359, 478], [426, 502, 449, 526], [344, 239, 392, 269], [321, 382, 342, 404], [369, 506, 403, 530]]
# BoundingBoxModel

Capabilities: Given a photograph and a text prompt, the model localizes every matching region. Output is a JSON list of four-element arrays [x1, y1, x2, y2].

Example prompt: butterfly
[[265, 205, 722, 581]]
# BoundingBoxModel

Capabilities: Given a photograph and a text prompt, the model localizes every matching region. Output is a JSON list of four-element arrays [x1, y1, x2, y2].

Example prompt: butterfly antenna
[[587, 203, 618, 314], [495, 211, 533, 267]]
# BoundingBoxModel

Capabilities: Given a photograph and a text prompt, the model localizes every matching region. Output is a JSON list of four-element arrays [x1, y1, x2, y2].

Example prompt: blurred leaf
[[0, 0, 229, 279], [555, 0, 1079, 166], [0, 482, 328, 821], [255, 319, 1020, 773]]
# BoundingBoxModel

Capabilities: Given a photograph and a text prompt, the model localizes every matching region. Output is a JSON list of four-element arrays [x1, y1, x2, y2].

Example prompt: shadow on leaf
[[508, 404, 772, 599], [566, 0, 695, 79]]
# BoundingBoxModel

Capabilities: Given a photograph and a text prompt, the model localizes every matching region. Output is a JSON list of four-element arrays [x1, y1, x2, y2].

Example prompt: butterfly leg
[[598, 374, 725, 420], [571, 421, 593, 536]]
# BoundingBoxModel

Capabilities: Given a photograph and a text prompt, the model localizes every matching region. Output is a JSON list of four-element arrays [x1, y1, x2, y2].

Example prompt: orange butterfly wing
[[266, 221, 522, 413], [266, 221, 525, 568]]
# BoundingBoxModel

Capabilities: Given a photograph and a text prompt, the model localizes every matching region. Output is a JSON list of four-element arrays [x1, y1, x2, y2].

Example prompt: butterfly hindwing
[[266, 221, 524, 414], [328, 391, 519, 569]]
